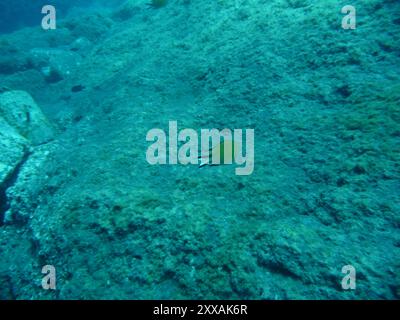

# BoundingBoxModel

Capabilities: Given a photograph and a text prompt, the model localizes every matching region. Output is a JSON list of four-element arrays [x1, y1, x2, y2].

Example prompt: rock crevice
[[0, 90, 54, 225]]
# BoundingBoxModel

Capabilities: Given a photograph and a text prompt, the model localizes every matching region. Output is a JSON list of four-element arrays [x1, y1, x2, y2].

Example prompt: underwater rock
[[0, 0, 398, 300], [149, 0, 168, 9], [0, 91, 54, 145], [0, 117, 29, 189], [112, 0, 141, 21], [69, 37, 93, 55], [0, 86, 11, 93], [0, 55, 30, 75], [28, 48, 82, 83], [0, 40, 30, 75], [62, 13, 114, 42]]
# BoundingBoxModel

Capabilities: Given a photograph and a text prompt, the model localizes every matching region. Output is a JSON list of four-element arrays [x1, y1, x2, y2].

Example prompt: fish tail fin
[[199, 157, 209, 168]]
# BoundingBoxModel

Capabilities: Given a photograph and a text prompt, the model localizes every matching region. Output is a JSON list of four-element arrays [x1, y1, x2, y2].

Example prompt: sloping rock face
[[0, 117, 29, 189], [0, 0, 124, 33], [0, 91, 54, 145], [0, 0, 399, 300], [0, 91, 54, 225]]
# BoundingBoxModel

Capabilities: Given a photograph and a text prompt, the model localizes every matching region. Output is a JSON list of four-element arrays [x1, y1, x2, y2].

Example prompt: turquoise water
[[0, 0, 399, 299]]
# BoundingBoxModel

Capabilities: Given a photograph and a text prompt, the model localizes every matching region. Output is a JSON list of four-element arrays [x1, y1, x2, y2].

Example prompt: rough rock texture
[[0, 91, 54, 145], [0, 117, 29, 188], [0, 0, 124, 34], [28, 48, 83, 83], [0, 0, 399, 300]]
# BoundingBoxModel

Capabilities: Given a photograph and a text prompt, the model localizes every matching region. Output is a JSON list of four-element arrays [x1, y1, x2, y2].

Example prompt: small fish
[[198, 140, 241, 168], [71, 84, 85, 93], [147, 0, 168, 9]]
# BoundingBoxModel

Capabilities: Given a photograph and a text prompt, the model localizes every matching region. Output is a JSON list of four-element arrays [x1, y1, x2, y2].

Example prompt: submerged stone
[[0, 117, 29, 187], [0, 90, 54, 145], [28, 48, 82, 83]]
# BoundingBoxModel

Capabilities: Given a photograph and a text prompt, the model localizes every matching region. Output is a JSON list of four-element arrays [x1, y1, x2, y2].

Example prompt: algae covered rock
[[28, 48, 82, 83], [0, 91, 54, 145], [0, 40, 30, 75], [69, 37, 93, 56], [112, 0, 141, 21], [0, 117, 29, 187]]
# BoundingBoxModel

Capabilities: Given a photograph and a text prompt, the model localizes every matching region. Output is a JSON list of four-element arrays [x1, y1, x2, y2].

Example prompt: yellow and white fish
[[198, 140, 241, 168]]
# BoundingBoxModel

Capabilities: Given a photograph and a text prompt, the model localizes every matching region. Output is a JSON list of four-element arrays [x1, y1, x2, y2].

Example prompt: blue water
[[0, 0, 124, 33]]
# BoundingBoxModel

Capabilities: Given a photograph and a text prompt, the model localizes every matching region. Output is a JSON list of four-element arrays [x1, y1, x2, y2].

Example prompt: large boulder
[[0, 90, 54, 145], [112, 0, 141, 21], [28, 48, 82, 83], [0, 117, 29, 187]]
